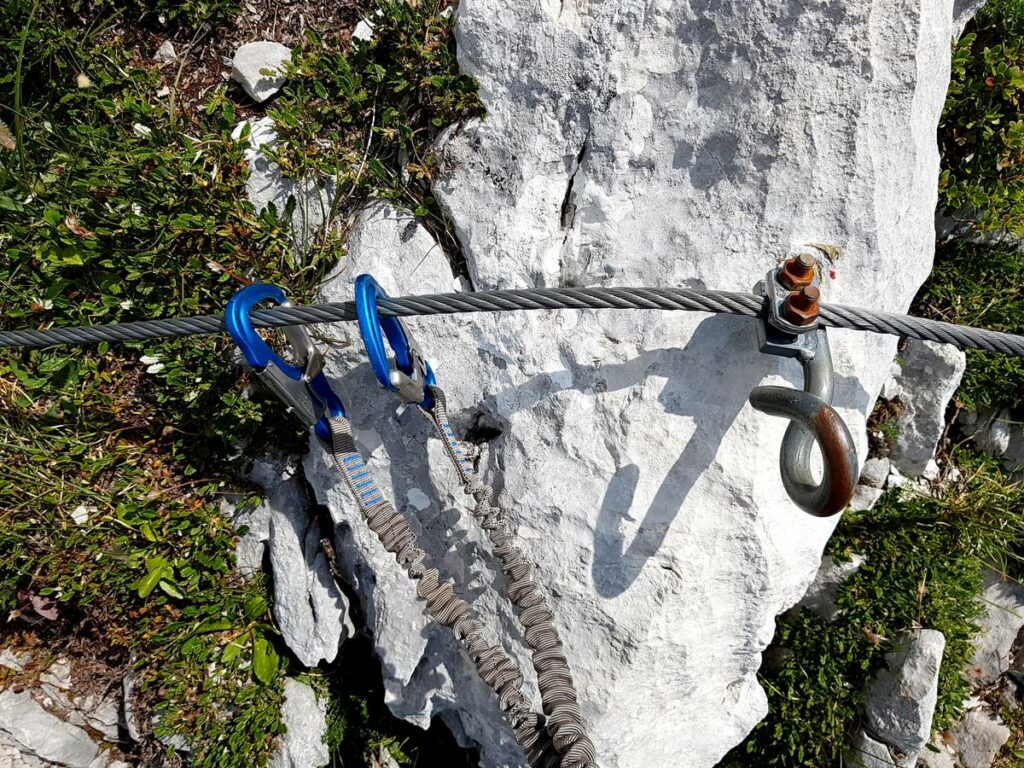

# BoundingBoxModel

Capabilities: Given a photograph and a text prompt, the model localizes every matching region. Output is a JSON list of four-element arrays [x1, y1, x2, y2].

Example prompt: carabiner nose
[[354, 274, 436, 409], [225, 283, 345, 439]]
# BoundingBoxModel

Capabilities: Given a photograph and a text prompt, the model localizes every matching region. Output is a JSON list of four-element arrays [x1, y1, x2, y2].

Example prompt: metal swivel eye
[[750, 256, 859, 517]]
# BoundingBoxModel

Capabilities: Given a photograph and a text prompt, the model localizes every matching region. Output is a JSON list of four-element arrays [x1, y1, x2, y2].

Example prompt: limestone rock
[[352, 19, 374, 43], [968, 570, 1024, 686], [865, 630, 945, 763], [963, 408, 1024, 473], [250, 457, 352, 667], [0, 690, 100, 768], [964, 408, 1012, 456], [953, 0, 989, 38], [154, 40, 176, 63], [850, 485, 885, 512], [254, 0, 962, 761], [231, 42, 291, 102], [227, 494, 268, 576], [889, 341, 966, 477], [36, 659, 120, 744], [949, 708, 1011, 768], [918, 741, 957, 768], [798, 554, 867, 621], [845, 730, 898, 768], [232, 117, 335, 257], [0, 740, 42, 768], [269, 679, 329, 768], [861, 458, 891, 489]]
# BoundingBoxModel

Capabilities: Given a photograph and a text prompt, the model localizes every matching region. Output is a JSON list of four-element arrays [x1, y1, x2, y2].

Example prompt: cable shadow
[[469, 314, 870, 599]]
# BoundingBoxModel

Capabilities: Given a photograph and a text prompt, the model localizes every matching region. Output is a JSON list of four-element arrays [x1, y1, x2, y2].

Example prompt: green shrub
[[0, 409, 285, 768], [721, 454, 1024, 767], [267, 0, 484, 252], [917, 238, 1024, 411], [939, 0, 1024, 232]]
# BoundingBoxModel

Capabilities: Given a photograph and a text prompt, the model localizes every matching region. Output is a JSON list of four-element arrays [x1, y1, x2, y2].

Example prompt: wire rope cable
[[2, 286, 1023, 358]]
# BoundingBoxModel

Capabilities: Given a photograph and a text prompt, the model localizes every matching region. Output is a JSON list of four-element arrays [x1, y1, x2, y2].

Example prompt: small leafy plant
[[917, 237, 1024, 411], [939, 0, 1024, 233], [267, 0, 484, 252]]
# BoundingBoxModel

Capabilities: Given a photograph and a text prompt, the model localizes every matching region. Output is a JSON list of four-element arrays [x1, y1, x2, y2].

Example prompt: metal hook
[[749, 258, 859, 517], [354, 274, 436, 409], [225, 283, 345, 440]]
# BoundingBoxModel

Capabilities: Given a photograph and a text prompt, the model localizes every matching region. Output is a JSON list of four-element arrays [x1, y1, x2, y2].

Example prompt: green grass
[[0, 406, 285, 768], [917, 238, 1024, 412], [721, 454, 1024, 768], [0, 0, 481, 764], [267, 0, 483, 256]]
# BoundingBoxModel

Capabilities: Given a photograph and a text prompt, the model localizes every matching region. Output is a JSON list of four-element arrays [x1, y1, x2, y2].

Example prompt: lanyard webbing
[[319, 416, 561, 767]]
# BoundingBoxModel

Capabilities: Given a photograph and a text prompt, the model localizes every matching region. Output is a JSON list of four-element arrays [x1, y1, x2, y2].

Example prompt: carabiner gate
[[354, 274, 436, 409], [225, 283, 345, 439]]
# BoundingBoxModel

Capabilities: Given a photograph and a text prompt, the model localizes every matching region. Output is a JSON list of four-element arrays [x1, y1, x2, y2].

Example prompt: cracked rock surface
[[888, 340, 966, 477], [864, 630, 945, 765], [250, 0, 963, 762]]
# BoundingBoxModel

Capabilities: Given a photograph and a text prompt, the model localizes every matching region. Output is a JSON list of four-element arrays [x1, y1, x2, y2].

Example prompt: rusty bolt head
[[782, 285, 820, 326], [778, 253, 817, 289]]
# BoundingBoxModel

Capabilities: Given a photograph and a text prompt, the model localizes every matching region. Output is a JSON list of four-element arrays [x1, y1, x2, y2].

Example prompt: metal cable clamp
[[749, 255, 859, 517]]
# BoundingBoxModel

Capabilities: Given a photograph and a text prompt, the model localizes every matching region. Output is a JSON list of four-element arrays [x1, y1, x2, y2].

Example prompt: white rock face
[[232, 118, 335, 257], [0, 690, 100, 768], [860, 458, 891, 489], [864, 630, 945, 763], [352, 19, 375, 42], [969, 570, 1024, 686], [262, 0, 961, 764], [953, 0, 989, 37], [889, 340, 966, 477], [246, 458, 352, 667], [231, 42, 292, 102], [949, 708, 1012, 768], [269, 679, 329, 768]]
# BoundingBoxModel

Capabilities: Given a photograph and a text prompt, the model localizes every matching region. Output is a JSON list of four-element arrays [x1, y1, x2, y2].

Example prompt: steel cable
[[1, 286, 1022, 358]]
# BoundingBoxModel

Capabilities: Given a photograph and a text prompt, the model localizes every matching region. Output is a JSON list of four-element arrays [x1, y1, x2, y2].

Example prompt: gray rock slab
[[798, 554, 867, 621], [861, 458, 891, 489], [950, 708, 1011, 768], [850, 485, 885, 512], [0, 690, 100, 768], [269, 679, 329, 768], [968, 570, 1024, 686], [231, 41, 291, 102], [251, 457, 352, 668], [845, 729, 898, 768], [889, 341, 966, 477], [865, 630, 945, 762]]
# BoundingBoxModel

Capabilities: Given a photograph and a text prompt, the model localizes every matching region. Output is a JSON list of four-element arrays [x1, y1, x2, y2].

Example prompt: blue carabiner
[[225, 283, 345, 440], [354, 274, 436, 409]]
